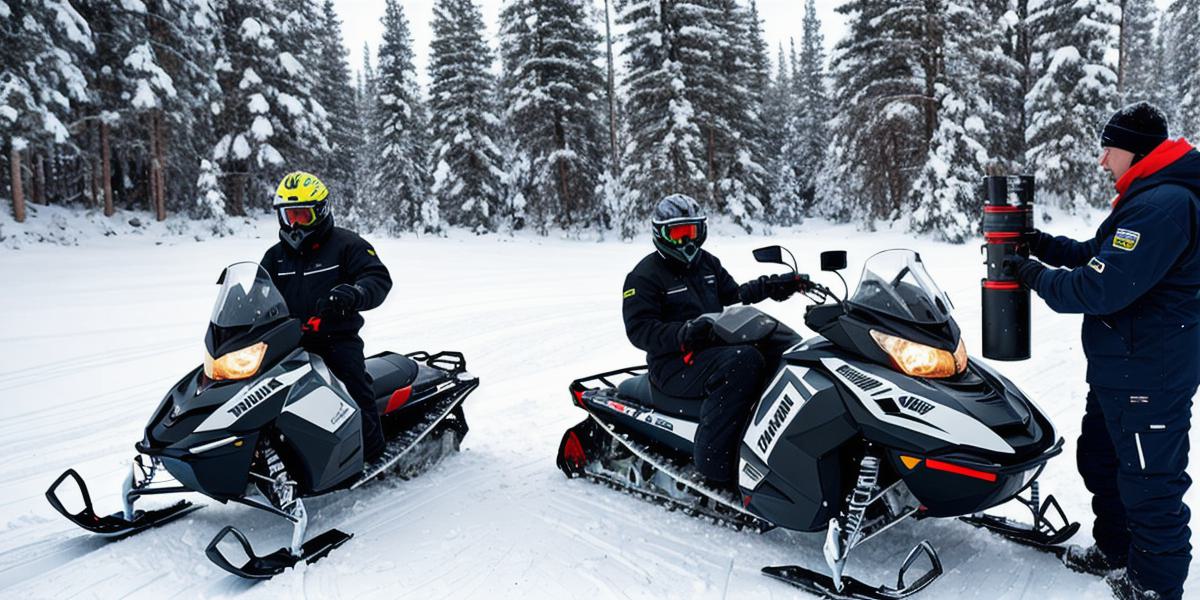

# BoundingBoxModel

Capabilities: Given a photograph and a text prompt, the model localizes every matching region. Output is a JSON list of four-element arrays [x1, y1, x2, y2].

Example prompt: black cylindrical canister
[[982, 175, 1034, 361]]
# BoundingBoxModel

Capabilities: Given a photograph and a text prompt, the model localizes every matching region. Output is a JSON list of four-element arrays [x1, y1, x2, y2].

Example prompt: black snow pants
[[651, 324, 802, 483], [1078, 386, 1193, 599], [304, 336, 386, 461]]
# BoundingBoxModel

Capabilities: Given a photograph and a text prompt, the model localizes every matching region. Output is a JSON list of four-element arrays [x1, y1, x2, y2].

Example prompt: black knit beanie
[[1101, 102, 1169, 163]]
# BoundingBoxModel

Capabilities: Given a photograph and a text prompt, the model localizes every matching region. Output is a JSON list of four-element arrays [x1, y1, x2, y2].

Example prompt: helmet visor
[[279, 206, 317, 228], [661, 222, 704, 245]]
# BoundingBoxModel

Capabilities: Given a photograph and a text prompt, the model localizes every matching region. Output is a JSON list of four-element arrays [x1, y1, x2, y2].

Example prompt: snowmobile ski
[[959, 480, 1080, 550], [762, 541, 942, 600], [206, 524, 352, 579], [45, 462, 201, 539]]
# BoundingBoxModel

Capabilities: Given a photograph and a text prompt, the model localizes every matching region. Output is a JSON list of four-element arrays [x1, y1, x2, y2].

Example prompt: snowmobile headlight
[[870, 330, 966, 379], [204, 342, 268, 381]]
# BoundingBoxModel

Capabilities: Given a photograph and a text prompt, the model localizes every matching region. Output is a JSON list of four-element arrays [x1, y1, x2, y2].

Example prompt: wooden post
[[101, 121, 114, 216], [10, 145, 25, 222]]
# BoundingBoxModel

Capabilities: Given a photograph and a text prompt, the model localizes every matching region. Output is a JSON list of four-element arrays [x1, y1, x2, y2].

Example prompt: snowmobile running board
[[763, 541, 942, 600], [45, 467, 201, 538]]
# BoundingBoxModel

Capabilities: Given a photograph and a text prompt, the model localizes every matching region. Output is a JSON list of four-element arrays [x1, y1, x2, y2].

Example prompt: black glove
[[675, 317, 714, 353], [1027, 229, 1053, 258], [1001, 255, 1046, 288], [739, 274, 799, 304], [316, 283, 364, 317]]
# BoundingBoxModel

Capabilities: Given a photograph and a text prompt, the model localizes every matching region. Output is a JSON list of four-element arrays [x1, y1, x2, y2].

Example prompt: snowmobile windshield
[[209, 262, 289, 328], [848, 250, 954, 325]]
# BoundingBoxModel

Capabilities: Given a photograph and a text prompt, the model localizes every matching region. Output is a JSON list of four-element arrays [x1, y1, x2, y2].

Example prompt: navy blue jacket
[[1029, 148, 1200, 390]]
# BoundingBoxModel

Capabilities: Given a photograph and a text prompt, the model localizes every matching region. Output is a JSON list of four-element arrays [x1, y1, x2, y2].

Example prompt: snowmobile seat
[[366, 353, 420, 400], [617, 374, 703, 421]]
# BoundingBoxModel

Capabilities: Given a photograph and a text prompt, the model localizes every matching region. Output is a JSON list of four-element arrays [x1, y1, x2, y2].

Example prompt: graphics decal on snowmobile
[[558, 247, 1079, 600], [46, 262, 481, 581]]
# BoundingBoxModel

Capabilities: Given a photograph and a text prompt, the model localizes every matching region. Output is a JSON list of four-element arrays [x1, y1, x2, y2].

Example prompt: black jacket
[[622, 250, 741, 365], [1030, 147, 1200, 389], [260, 223, 392, 341]]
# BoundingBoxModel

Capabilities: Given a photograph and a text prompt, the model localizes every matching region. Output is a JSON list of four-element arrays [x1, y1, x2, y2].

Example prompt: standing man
[[1010, 103, 1200, 600], [621, 194, 804, 487], [261, 171, 393, 464]]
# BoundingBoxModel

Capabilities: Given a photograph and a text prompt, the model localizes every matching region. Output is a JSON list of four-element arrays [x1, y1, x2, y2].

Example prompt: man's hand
[[316, 284, 364, 317], [676, 317, 715, 353], [739, 274, 800, 304], [1002, 255, 1046, 288], [1027, 229, 1053, 258]]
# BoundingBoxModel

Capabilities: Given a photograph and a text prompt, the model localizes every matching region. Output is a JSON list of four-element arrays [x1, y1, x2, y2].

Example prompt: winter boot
[[1062, 544, 1126, 577], [1105, 570, 1161, 600]]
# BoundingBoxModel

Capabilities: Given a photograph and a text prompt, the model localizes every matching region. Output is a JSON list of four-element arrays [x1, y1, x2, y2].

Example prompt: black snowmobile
[[557, 247, 1078, 599], [46, 262, 480, 579]]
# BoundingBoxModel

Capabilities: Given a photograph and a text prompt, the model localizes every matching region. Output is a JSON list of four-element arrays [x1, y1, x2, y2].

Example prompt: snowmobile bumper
[[45, 465, 199, 537], [205, 524, 352, 579]]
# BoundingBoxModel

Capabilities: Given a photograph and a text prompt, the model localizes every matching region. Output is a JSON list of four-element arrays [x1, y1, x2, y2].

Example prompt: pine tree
[[428, 0, 506, 232], [372, 0, 439, 233], [614, 0, 716, 235], [499, 0, 609, 233], [793, 0, 830, 213], [313, 0, 359, 220], [1026, 0, 1120, 212], [1, 1, 93, 222], [816, 0, 926, 226], [348, 44, 378, 228], [910, 0, 994, 242], [764, 42, 800, 225], [1162, 0, 1200, 139], [975, 0, 1026, 169], [1118, 0, 1163, 107]]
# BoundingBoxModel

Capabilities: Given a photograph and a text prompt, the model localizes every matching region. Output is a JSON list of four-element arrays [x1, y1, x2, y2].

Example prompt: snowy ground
[[0, 215, 1196, 599]]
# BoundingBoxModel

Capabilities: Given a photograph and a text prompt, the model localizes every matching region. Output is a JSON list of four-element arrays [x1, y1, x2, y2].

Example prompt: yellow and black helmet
[[273, 171, 332, 249]]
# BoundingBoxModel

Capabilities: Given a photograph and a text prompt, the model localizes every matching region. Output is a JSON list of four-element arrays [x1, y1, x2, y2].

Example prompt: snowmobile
[[46, 262, 480, 579], [556, 247, 1078, 599]]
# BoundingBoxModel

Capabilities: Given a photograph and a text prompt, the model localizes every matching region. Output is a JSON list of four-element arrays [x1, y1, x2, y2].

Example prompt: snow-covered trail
[[0, 221, 1195, 599]]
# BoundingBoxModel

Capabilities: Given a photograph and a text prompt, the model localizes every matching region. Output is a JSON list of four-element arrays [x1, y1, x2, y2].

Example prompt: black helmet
[[652, 194, 707, 265]]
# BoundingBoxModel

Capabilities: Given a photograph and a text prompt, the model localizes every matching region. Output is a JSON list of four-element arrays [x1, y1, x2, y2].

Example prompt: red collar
[[1113, 138, 1194, 208]]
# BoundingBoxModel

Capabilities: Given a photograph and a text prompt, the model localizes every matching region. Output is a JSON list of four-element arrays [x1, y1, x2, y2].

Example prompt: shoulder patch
[[1113, 229, 1140, 251], [623, 288, 636, 299], [367, 248, 377, 256], [1088, 257, 1107, 274]]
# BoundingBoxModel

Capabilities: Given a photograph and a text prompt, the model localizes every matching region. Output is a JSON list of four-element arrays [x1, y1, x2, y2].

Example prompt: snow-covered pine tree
[[372, 0, 439, 234], [312, 0, 360, 221], [1, 1, 93, 222], [212, 0, 329, 216], [1162, 0, 1200, 139], [428, 0, 505, 233], [499, 0, 609, 233], [764, 42, 800, 225], [614, 0, 714, 234], [792, 0, 830, 213], [709, 0, 768, 228], [910, 0, 994, 242], [974, 0, 1025, 170], [1118, 0, 1164, 106], [348, 44, 379, 228], [1026, 0, 1120, 211], [816, 0, 926, 226]]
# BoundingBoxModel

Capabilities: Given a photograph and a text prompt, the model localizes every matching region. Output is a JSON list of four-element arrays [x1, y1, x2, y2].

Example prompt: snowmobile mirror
[[753, 246, 786, 266], [820, 251, 847, 272]]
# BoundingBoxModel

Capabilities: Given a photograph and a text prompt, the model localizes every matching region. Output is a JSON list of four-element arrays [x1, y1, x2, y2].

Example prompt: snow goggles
[[657, 219, 706, 245], [279, 206, 317, 228]]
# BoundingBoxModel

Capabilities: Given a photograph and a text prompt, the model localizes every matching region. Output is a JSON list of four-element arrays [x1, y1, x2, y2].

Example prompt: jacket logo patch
[[1088, 257, 1106, 273], [367, 249, 376, 256], [623, 288, 636, 299], [1113, 229, 1140, 251]]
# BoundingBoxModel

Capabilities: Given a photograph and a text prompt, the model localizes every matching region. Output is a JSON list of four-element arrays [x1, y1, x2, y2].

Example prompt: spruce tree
[[1118, 0, 1163, 107], [373, 0, 439, 233], [428, 0, 506, 232], [313, 0, 359, 220], [1026, 0, 1120, 211], [499, 0, 609, 233], [793, 0, 829, 212], [1162, 0, 1200, 139]]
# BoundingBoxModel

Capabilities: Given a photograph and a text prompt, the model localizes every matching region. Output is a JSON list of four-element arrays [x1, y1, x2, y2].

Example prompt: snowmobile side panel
[[277, 385, 363, 495], [156, 431, 261, 500], [740, 364, 858, 531]]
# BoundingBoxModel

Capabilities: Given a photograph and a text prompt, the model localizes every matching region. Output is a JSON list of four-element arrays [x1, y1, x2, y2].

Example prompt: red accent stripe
[[384, 386, 412, 414], [983, 206, 1027, 213], [983, 281, 1021, 290], [1113, 138, 1195, 206], [984, 232, 1022, 241], [572, 387, 585, 406], [925, 458, 997, 482]]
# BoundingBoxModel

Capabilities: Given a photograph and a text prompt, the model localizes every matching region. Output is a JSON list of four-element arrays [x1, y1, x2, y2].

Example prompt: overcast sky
[[331, 0, 848, 81]]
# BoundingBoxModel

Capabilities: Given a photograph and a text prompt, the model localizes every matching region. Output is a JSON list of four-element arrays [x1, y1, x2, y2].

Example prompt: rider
[[621, 194, 804, 486], [260, 171, 393, 463]]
